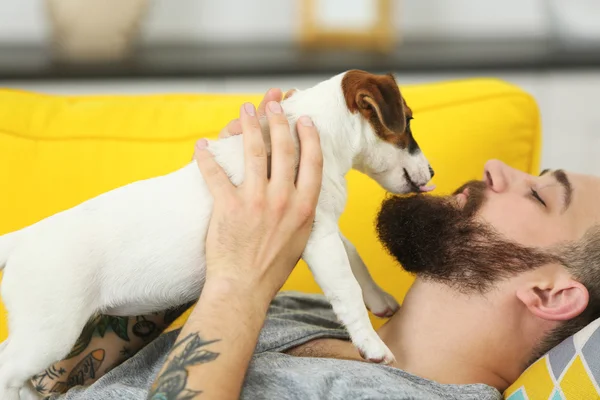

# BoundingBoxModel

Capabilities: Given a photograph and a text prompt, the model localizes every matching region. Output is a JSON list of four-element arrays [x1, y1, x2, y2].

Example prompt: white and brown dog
[[0, 70, 434, 399]]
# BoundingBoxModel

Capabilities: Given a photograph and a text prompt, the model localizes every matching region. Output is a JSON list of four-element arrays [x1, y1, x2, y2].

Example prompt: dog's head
[[341, 70, 433, 194], [281, 70, 433, 194]]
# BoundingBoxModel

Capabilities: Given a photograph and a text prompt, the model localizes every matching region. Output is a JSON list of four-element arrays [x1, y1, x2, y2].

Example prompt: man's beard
[[375, 181, 556, 293]]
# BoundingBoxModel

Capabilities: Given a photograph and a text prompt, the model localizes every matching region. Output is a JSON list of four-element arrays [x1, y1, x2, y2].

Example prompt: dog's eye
[[530, 188, 547, 207], [406, 116, 413, 130]]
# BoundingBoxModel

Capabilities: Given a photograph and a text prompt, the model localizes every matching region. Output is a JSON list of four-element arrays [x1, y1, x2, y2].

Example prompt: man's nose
[[483, 159, 511, 193]]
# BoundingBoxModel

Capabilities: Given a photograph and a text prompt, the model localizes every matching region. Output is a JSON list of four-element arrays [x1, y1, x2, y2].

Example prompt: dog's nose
[[428, 165, 435, 179]]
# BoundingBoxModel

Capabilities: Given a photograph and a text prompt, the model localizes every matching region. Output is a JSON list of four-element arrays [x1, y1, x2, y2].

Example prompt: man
[[35, 89, 600, 400]]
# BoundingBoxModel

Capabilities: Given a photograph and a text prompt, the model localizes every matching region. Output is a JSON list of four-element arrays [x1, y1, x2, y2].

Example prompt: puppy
[[0, 70, 434, 399]]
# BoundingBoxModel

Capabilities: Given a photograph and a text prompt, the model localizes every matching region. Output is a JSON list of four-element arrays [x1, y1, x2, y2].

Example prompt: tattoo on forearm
[[120, 346, 132, 357], [66, 349, 106, 387], [133, 316, 158, 340], [148, 333, 220, 400], [66, 315, 130, 359], [32, 365, 67, 394], [48, 380, 70, 395], [35, 306, 194, 397], [33, 349, 105, 395], [66, 303, 193, 360]]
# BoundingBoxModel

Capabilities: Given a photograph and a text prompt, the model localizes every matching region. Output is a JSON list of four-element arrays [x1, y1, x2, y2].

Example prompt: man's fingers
[[218, 88, 282, 140], [194, 139, 234, 198], [266, 101, 296, 187], [240, 102, 268, 190], [218, 119, 242, 139], [257, 88, 283, 117], [295, 116, 323, 213]]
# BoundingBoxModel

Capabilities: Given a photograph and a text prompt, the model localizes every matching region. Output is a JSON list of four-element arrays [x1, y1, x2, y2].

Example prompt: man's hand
[[217, 87, 297, 140], [148, 95, 322, 400], [196, 91, 322, 304]]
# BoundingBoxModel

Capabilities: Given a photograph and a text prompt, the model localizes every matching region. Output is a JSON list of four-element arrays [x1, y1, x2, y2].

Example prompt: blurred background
[[0, 0, 599, 174]]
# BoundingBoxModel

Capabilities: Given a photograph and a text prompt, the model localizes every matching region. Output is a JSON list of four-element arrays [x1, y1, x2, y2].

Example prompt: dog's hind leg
[[0, 309, 93, 400], [20, 382, 43, 400], [0, 338, 7, 356], [0, 339, 9, 380], [0, 280, 95, 400], [303, 228, 395, 364]]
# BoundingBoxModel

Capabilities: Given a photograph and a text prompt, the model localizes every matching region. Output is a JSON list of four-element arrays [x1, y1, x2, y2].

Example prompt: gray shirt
[[54, 292, 502, 400]]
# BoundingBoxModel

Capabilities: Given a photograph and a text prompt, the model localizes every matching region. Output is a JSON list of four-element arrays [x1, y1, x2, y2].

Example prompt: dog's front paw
[[364, 286, 400, 318], [357, 335, 395, 364]]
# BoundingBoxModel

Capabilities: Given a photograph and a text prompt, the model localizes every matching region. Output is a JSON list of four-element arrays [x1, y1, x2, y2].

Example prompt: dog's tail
[[0, 231, 21, 270]]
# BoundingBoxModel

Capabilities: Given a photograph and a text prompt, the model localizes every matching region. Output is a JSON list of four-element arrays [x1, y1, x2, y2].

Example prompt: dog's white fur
[[0, 71, 432, 399]]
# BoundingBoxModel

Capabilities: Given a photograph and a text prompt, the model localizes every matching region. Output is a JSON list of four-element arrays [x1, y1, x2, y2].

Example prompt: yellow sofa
[[0, 79, 544, 397]]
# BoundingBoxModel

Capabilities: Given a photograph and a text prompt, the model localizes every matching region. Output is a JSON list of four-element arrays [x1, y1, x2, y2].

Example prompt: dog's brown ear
[[283, 89, 297, 100], [342, 70, 409, 144]]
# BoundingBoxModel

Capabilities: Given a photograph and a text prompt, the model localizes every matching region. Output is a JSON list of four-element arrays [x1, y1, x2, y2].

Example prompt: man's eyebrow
[[552, 169, 573, 211], [539, 169, 550, 176]]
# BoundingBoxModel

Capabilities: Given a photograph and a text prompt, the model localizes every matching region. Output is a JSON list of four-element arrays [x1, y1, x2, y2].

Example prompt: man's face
[[376, 159, 600, 292], [475, 160, 600, 250]]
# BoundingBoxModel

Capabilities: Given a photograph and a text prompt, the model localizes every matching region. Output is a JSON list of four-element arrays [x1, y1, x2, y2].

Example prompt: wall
[[0, 0, 599, 45], [140, 0, 550, 43], [0, 0, 556, 45], [0, 0, 49, 43]]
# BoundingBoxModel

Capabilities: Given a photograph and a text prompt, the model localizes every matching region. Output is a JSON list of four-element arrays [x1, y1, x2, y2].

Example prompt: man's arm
[[149, 98, 322, 399], [32, 303, 192, 397], [148, 282, 270, 400]]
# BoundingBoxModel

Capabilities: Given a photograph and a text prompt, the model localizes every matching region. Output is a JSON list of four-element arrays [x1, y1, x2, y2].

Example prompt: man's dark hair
[[531, 226, 600, 364]]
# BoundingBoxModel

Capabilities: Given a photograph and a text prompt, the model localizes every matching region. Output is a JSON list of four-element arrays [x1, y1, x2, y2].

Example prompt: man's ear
[[516, 277, 589, 321], [341, 70, 407, 143]]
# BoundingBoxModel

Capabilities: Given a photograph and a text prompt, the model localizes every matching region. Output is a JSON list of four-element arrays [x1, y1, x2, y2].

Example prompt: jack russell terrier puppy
[[0, 70, 434, 399]]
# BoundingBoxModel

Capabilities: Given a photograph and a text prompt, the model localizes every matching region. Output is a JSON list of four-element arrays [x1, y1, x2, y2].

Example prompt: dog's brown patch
[[283, 89, 297, 100], [341, 70, 412, 148]]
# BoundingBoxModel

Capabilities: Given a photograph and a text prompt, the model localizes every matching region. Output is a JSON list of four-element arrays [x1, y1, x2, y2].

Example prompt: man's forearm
[[148, 280, 271, 400], [32, 305, 191, 398]]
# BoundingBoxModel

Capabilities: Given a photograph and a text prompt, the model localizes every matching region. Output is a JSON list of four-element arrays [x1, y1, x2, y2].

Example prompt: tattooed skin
[[31, 365, 67, 394], [32, 303, 195, 398], [120, 346, 132, 357], [33, 350, 105, 396], [66, 316, 130, 359], [66, 349, 106, 387], [133, 316, 158, 340], [30, 310, 175, 396], [148, 333, 220, 400]]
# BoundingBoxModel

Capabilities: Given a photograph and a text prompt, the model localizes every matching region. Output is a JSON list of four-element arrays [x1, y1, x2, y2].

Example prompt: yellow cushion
[[0, 79, 540, 377], [505, 318, 600, 400]]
